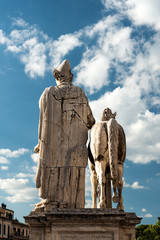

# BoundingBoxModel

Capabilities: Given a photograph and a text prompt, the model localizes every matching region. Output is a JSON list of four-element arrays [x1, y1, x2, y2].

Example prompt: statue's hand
[[34, 144, 40, 153]]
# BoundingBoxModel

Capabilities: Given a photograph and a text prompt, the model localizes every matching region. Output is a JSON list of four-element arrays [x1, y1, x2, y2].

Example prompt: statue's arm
[[34, 144, 40, 153], [79, 87, 95, 129], [34, 88, 50, 189], [87, 105, 95, 129], [34, 95, 43, 189], [34, 88, 50, 149], [34, 91, 44, 152], [86, 98, 95, 129], [35, 157, 41, 188], [34, 144, 41, 189]]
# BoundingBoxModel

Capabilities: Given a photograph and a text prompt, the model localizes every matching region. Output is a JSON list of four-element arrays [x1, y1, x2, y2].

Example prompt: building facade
[[0, 204, 30, 240]]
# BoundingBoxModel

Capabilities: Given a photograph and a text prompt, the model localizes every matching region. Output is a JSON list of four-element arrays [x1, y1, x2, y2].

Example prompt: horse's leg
[[95, 160, 107, 208], [117, 164, 124, 211], [105, 170, 112, 208], [112, 179, 118, 203], [89, 162, 98, 208], [107, 118, 119, 204], [91, 170, 98, 208]]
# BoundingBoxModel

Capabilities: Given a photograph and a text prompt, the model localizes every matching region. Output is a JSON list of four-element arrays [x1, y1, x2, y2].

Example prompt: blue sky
[[0, 0, 160, 224]]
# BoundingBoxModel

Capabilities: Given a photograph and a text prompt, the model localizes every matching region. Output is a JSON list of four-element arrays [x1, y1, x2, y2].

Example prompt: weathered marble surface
[[24, 209, 141, 240], [89, 108, 126, 210], [34, 60, 95, 210]]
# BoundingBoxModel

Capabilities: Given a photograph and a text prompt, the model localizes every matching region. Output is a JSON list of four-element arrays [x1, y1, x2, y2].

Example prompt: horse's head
[[101, 108, 117, 121]]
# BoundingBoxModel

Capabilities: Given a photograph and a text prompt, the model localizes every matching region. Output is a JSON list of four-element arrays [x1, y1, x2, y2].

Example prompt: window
[[17, 228, 20, 236], [3, 224, 6, 235], [6, 212, 13, 220], [13, 227, 16, 235], [8, 225, 10, 238]]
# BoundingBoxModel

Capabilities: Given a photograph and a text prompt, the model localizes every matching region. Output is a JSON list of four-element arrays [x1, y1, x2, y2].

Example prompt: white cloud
[[131, 181, 144, 189], [85, 166, 92, 193], [15, 173, 35, 178], [9, 27, 38, 44], [123, 179, 144, 189], [123, 178, 131, 188], [152, 96, 160, 107], [129, 33, 160, 96], [75, 15, 135, 93], [32, 166, 37, 173], [73, 3, 160, 165], [142, 208, 147, 212], [89, 44, 160, 164], [127, 111, 160, 164], [6, 188, 37, 203], [7, 45, 22, 53], [84, 15, 118, 38], [126, 0, 160, 30], [0, 18, 83, 79], [102, 0, 160, 30], [144, 213, 153, 218], [0, 178, 38, 203], [0, 30, 11, 45], [31, 153, 39, 163], [101, 27, 134, 63], [85, 199, 92, 208], [1, 166, 8, 170], [15, 172, 36, 184], [0, 156, 10, 164], [0, 178, 28, 188], [90, 84, 143, 124], [12, 17, 29, 28], [101, 0, 126, 12], [21, 39, 47, 78], [74, 51, 110, 93], [0, 148, 29, 158], [48, 33, 82, 69]]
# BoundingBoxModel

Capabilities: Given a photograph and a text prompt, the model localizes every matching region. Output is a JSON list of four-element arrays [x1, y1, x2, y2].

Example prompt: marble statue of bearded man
[[34, 59, 95, 210]]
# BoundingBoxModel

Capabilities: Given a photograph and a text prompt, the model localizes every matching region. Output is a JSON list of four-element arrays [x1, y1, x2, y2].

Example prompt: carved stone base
[[24, 209, 141, 240]]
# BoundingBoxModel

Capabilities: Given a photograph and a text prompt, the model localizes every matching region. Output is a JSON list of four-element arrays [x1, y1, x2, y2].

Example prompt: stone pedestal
[[24, 209, 141, 240]]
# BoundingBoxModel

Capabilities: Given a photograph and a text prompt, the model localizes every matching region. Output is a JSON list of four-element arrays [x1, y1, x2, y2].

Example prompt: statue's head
[[53, 59, 73, 85], [101, 108, 117, 121]]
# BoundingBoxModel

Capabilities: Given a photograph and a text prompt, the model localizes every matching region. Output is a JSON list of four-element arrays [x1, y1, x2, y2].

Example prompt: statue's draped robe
[[37, 84, 95, 208]]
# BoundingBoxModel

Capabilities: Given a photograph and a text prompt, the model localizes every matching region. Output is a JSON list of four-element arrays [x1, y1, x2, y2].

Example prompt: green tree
[[136, 219, 160, 240], [149, 219, 160, 239]]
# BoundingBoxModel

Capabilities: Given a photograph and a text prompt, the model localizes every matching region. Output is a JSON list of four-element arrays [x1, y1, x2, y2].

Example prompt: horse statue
[[88, 108, 126, 210]]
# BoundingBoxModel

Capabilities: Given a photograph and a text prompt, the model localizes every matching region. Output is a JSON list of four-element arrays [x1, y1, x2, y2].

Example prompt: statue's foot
[[92, 204, 97, 208], [34, 199, 49, 212], [59, 202, 68, 208], [35, 199, 49, 208], [98, 200, 106, 208], [45, 201, 59, 211], [34, 199, 59, 212]]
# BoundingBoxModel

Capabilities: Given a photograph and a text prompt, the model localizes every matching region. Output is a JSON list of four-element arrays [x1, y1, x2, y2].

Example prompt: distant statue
[[88, 108, 126, 210], [34, 59, 95, 210]]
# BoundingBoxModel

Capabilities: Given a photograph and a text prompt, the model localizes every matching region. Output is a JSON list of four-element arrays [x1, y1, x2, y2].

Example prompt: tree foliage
[[136, 219, 160, 240]]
